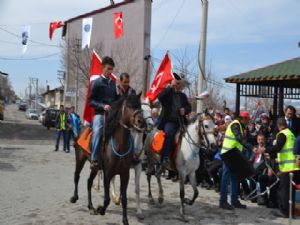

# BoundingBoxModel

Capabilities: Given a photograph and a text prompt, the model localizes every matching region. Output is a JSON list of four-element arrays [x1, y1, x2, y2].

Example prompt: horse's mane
[[104, 97, 125, 141]]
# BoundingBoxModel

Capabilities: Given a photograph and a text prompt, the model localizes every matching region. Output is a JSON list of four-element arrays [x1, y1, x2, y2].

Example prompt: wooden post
[[279, 86, 284, 117], [273, 86, 278, 119], [236, 84, 240, 116]]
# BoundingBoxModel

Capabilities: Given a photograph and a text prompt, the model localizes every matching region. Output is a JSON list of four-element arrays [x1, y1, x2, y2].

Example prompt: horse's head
[[200, 114, 217, 152], [121, 92, 145, 131], [189, 112, 217, 151], [141, 99, 154, 131]]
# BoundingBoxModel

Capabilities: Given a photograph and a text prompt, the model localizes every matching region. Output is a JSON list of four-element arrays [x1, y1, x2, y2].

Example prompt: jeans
[[66, 130, 77, 151], [91, 114, 104, 161], [161, 122, 179, 161], [56, 130, 66, 151], [220, 162, 238, 204]]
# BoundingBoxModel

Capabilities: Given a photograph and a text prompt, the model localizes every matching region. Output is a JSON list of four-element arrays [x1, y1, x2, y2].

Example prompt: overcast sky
[[1, 0, 300, 97]]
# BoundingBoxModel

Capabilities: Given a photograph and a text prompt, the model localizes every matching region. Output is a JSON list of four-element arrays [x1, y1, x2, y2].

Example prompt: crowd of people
[[155, 104, 300, 218]]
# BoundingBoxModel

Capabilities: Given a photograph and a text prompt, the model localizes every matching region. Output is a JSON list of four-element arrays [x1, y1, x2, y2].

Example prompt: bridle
[[119, 101, 144, 133]]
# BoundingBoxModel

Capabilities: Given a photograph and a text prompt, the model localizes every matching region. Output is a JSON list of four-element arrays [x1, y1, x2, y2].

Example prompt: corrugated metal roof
[[66, 0, 134, 23], [225, 57, 300, 83]]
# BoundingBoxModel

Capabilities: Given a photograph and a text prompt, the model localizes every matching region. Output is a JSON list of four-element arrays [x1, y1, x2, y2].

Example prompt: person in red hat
[[219, 111, 255, 210]]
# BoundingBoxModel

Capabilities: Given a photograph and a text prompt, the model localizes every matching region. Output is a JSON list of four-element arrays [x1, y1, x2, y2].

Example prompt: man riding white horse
[[157, 73, 191, 167]]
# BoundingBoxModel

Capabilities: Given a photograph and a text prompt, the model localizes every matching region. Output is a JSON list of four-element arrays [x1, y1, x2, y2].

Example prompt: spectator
[[66, 106, 81, 153], [245, 120, 258, 146], [265, 118, 300, 218], [55, 105, 68, 152], [151, 108, 159, 127], [224, 115, 232, 126], [219, 111, 254, 210], [224, 107, 231, 117]]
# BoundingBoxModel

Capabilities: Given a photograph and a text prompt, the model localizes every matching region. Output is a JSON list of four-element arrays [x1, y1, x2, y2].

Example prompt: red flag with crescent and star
[[114, 12, 123, 39], [49, 21, 63, 40], [144, 52, 174, 103], [83, 50, 117, 125]]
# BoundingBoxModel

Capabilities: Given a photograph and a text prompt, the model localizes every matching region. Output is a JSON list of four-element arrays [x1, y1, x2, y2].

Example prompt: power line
[[0, 22, 50, 27], [0, 26, 60, 48], [0, 52, 60, 61], [153, 0, 187, 49]]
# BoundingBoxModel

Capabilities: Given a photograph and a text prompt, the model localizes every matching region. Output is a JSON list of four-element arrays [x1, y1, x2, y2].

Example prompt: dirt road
[[0, 105, 294, 225]]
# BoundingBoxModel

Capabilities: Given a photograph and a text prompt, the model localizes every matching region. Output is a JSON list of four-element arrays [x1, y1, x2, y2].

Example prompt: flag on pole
[[82, 18, 93, 49], [21, 25, 30, 55], [49, 21, 64, 40], [144, 52, 173, 103], [83, 50, 117, 125], [114, 12, 123, 39]]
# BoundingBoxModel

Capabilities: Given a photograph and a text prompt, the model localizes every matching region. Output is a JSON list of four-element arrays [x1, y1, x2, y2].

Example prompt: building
[[63, 0, 152, 116], [42, 86, 64, 109]]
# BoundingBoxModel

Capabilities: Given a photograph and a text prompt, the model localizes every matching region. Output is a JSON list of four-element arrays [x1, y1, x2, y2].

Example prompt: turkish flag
[[49, 21, 63, 40], [83, 50, 117, 125], [114, 12, 123, 39], [145, 52, 174, 103]]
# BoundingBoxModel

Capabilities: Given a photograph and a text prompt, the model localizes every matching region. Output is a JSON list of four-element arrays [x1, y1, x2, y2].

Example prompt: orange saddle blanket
[[77, 127, 93, 154], [151, 130, 181, 158]]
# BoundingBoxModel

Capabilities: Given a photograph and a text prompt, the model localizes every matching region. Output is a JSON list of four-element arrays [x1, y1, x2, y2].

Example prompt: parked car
[[25, 109, 39, 120], [19, 102, 27, 111], [0, 102, 4, 120], [39, 110, 46, 123], [44, 109, 59, 129]]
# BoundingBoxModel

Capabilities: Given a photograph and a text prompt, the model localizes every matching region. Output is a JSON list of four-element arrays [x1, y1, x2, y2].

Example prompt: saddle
[[150, 129, 182, 160]]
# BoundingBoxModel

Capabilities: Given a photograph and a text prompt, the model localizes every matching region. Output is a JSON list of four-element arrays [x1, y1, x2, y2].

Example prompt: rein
[[110, 135, 134, 158]]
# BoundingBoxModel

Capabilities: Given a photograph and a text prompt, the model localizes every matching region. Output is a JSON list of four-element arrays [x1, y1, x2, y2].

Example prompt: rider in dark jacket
[[157, 73, 191, 165], [88, 56, 118, 169]]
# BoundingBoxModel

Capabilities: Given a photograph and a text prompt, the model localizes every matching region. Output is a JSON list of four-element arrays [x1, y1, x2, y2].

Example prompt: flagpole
[[75, 38, 81, 113], [197, 0, 208, 113]]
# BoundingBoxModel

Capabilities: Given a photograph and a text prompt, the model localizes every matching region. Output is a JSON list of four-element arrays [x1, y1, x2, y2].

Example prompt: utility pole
[[29, 77, 39, 109], [74, 38, 81, 113], [29, 79, 32, 108], [197, 0, 208, 113], [35, 78, 39, 110]]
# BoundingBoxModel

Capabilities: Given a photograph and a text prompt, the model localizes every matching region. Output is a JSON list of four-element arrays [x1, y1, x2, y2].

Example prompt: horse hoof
[[123, 218, 129, 225], [89, 208, 97, 215], [136, 212, 144, 220], [97, 206, 106, 216], [180, 215, 189, 223], [149, 197, 155, 205], [158, 197, 164, 204], [184, 198, 193, 205], [113, 197, 121, 205], [70, 196, 78, 203]]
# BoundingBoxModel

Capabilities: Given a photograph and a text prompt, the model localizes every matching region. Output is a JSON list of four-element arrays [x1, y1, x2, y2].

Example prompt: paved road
[[0, 105, 295, 225]]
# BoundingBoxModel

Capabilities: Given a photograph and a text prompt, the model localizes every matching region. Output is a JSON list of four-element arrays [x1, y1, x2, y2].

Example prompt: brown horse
[[70, 93, 144, 225]]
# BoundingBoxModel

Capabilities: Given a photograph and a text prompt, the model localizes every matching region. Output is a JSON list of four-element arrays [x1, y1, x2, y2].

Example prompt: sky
[[1, 0, 300, 97]]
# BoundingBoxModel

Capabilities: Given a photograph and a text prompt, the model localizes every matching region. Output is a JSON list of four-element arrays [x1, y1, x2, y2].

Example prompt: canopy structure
[[225, 57, 300, 118]]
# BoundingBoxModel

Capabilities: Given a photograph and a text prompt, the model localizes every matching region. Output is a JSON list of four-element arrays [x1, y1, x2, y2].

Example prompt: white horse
[[109, 100, 153, 220], [145, 112, 216, 221]]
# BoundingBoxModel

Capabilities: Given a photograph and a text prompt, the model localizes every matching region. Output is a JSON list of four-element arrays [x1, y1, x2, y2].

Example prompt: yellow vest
[[221, 120, 244, 155], [59, 113, 66, 131], [276, 128, 300, 172]]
